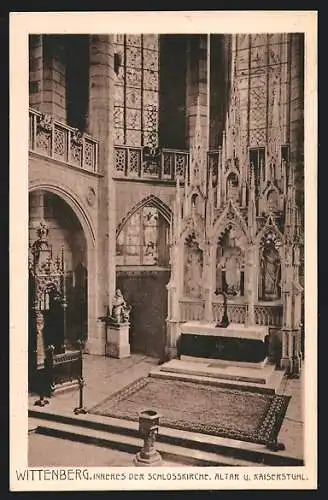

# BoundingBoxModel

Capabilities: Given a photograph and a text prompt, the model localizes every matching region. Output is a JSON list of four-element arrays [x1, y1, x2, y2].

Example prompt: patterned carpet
[[89, 377, 290, 445]]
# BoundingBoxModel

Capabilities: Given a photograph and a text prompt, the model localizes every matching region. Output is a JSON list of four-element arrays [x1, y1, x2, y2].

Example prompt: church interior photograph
[[27, 32, 305, 468]]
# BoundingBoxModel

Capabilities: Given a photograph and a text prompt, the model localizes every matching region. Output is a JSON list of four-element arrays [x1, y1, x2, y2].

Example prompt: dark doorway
[[117, 270, 170, 359]]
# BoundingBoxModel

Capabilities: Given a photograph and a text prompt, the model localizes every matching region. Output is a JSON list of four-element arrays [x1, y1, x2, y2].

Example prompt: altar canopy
[[166, 78, 303, 375]]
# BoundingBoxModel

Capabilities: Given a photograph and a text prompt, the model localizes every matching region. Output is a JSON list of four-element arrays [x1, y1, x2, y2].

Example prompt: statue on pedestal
[[184, 234, 203, 299], [217, 227, 244, 297], [111, 289, 131, 324], [260, 245, 281, 300], [99, 290, 132, 359]]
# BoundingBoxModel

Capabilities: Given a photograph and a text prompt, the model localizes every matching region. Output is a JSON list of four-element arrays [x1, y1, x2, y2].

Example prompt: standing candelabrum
[[134, 410, 162, 467], [214, 290, 230, 328], [73, 339, 87, 415]]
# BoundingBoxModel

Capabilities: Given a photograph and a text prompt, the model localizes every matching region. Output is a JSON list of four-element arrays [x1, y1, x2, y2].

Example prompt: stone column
[[203, 243, 214, 323], [29, 35, 43, 111], [289, 33, 304, 212], [280, 287, 293, 371], [280, 286, 302, 373], [29, 190, 45, 228], [245, 246, 256, 326], [186, 35, 209, 148], [294, 289, 303, 356], [165, 239, 182, 360], [85, 35, 116, 355], [41, 35, 67, 122]]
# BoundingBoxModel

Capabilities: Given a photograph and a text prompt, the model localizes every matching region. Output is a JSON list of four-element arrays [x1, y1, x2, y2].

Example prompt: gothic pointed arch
[[116, 194, 172, 237], [256, 213, 284, 248], [212, 199, 249, 244], [260, 181, 283, 214], [180, 213, 205, 250], [116, 195, 171, 267]]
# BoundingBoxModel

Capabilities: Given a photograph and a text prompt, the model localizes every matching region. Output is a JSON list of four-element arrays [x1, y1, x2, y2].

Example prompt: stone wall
[[29, 35, 43, 111], [289, 33, 304, 211]]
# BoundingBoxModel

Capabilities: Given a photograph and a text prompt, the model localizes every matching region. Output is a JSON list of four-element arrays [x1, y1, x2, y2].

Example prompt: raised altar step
[[150, 359, 285, 394], [29, 407, 302, 466]]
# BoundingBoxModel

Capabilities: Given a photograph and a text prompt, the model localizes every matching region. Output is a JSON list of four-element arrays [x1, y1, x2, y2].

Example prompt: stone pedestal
[[105, 322, 131, 359], [280, 328, 302, 375], [165, 319, 180, 360], [134, 410, 162, 467]]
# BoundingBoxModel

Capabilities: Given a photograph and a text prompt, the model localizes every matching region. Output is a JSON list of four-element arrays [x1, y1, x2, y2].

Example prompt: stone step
[[30, 417, 257, 467], [157, 359, 276, 385], [29, 407, 302, 466], [150, 360, 285, 394], [150, 369, 276, 394]]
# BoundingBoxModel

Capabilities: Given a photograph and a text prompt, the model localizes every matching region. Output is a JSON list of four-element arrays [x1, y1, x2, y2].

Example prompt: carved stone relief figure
[[184, 233, 203, 299], [259, 243, 281, 300], [267, 189, 279, 213], [216, 227, 245, 297], [226, 172, 240, 203]]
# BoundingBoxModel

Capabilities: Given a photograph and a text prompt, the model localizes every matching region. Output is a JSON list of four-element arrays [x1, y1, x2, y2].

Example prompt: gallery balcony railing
[[114, 145, 190, 181], [114, 146, 220, 182], [29, 108, 99, 173]]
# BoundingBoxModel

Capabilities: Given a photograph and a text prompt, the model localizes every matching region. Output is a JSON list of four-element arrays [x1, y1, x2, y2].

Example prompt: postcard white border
[[9, 10, 317, 491]]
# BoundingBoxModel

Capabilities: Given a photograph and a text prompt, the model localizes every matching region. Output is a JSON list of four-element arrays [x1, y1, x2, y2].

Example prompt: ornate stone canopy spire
[[189, 97, 207, 193]]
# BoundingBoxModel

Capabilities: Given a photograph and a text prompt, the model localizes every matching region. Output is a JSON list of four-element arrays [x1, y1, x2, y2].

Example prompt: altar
[[179, 321, 269, 366], [163, 101, 302, 377]]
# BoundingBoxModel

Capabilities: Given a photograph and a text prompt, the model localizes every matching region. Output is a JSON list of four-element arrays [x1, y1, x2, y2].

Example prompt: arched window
[[116, 206, 169, 266], [113, 35, 160, 147]]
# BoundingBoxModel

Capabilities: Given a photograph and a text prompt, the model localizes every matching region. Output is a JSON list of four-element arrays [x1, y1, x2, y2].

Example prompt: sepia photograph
[[10, 11, 317, 491]]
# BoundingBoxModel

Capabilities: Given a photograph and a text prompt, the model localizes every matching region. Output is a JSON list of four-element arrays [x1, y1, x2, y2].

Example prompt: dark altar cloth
[[180, 332, 268, 363]]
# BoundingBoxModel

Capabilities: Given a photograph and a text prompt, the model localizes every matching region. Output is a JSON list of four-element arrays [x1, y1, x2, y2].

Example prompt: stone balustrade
[[29, 108, 99, 173], [114, 145, 189, 181], [114, 146, 220, 182], [179, 299, 282, 328], [179, 300, 204, 322]]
